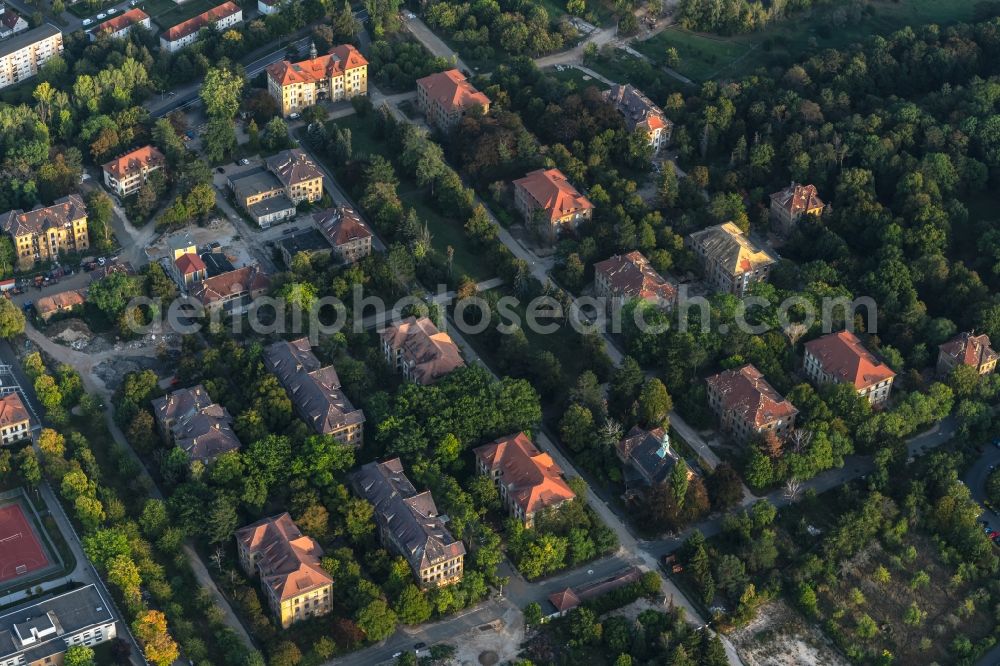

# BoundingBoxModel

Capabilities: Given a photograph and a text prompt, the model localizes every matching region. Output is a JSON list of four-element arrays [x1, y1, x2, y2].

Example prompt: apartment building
[[264, 338, 364, 444], [937, 331, 998, 377], [267, 43, 367, 117], [380, 316, 465, 385], [0, 391, 30, 445], [159, 1, 242, 53], [604, 84, 672, 151], [415, 69, 490, 131], [189, 264, 271, 315], [228, 149, 324, 228], [314, 206, 372, 263], [594, 250, 676, 311], [151, 384, 242, 462], [91, 8, 150, 40], [685, 222, 776, 297], [352, 459, 465, 588], [0, 585, 117, 666], [235, 513, 333, 628], [102, 145, 165, 197], [0, 194, 89, 270], [769, 182, 824, 234], [0, 23, 61, 90], [473, 433, 576, 528], [513, 168, 594, 242], [803, 330, 896, 406], [706, 364, 797, 444]]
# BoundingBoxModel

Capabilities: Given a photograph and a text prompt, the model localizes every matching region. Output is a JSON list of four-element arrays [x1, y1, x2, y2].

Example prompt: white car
[[82, 17, 93, 25], [96, 13, 106, 19], [106, 6, 116, 13], [288, 112, 301, 120], [239, 158, 250, 166]]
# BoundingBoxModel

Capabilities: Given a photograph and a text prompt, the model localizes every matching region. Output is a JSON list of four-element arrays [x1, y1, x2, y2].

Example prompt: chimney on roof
[[309, 41, 317, 59]]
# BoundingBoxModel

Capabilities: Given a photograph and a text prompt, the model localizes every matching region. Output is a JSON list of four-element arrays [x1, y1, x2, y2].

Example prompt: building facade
[[937, 332, 998, 377], [0, 391, 30, 445], [0, 194, 89, 270], [706, 364, 797, 443], [352, 459, 465, 587], [685, 222, 776, 297], [34, 289, 84, 321], [513, 168, 594, 242], [593, 250, 676, 312], [150, 384, 241, 462], [102, 145, 165, 197], [0, 23, 61, 90], [380, 316, 465, 385], [769, 182, 824, 234], [415, 69, 490, 131], [159, 1, 242, 52], [267, 43, 367, 117], [803, 330, 895, 406], [314, 206, 372, 263], [473, 433, 576, 528], [603, 84, 672, 151], [235, 513, 333, 628], [189, 265, 271, 315], [91, 8, 150, 40], [0, 5, 28, 39], [228, 149, 324, 228]]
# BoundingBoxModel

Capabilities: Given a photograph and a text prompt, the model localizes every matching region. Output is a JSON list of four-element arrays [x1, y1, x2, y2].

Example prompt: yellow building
[[0, 194, 89, 270], [235, 513, 333, 629], [266, 43, 368, 117]]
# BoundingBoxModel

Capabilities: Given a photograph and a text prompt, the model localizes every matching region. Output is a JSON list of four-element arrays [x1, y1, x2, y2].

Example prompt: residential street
[[402, 15, 472, 73]]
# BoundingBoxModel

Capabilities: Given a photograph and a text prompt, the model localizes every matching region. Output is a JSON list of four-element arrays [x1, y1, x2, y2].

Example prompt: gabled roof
[[0, 23, 59, 60], [102, 145, 164, 180], [265, 148, 323, 189], [687, 222, 776, 276], [94, 8, 148, 35], [804, 330, 895, 390], [706, 364, 797, 428], [352, 459, 466, 572], [162, 1, 240, 42], [34, 289, 84, 316], [416, 69, 490, 113], [190, 265, 270, 306], [266, 44, 367, 86], [616, 425, 680, 485], [0, 392, 29, 427], [0, 8, 26, 31], [604, 84, 671, 134], [513, 169, 593, 223], [314, 206, 372, 247], [379, 316, 465, 384], [770, 182, 824, 215], [264, 338, 364, 435], [171, 402, 241, 461], [151, 384, 214, 425], [594, 250, 676, 305], [473, 433, 576, 516], [235, 513, 332, 602], [174, 252, 206, 276], [0, 195, 86, 238], [939, 332, 998, 369]]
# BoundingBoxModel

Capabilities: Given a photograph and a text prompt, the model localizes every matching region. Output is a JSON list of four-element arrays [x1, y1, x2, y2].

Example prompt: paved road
[[402, 14, 471, 73]]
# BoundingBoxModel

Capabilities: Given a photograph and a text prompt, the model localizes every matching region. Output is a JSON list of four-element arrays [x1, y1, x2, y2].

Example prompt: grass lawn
[[545, 65, 611, 92], [144, 0, 217, 29], [634, 0, 978, 82], [323, 115, 493, 282]]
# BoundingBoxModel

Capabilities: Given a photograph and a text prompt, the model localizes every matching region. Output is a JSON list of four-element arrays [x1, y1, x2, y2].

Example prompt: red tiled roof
[[474, 433, 576, 517], [35, 289, 85, 315], [102, 145, 164, 180], [235, 513, 332, 602], [190, 265, 270, 306], [706, 364, 797, 428], [416, 69, 490, 113], [379, 316, 464, 384], [267, 44, 367, 86], [513, 168, 593, 223], [770, 182, 824, 215], [548, 588, 580, 613], [804, 330, 895, 391], [939, 332, 998, 369], [314, 206, 372, 246], [0, 392, 29, 427], [174, 252, 206, 276], [162, 1, 240, 42], [95, 8, 148, 35], [594, 250, 676, 305]]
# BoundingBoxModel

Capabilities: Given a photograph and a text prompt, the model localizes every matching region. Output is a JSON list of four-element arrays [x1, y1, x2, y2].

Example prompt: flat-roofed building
[[0, 23, 62, 90], [228, 149, 324, 228]]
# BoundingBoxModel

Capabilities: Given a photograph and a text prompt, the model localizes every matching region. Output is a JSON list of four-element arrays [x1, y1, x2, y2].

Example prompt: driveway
[[402, 15, 472, 73]]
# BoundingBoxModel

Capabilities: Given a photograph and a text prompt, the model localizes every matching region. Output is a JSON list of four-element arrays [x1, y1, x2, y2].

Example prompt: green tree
[[269, 641, 302, 666], [0, 298, 24, 338], [637, 378, 672, 428], [523, 601, 542, 627], [201, 67, 245, 119], [89, 272, 140, 318], [560, 403, 594, 452], [17, 448, 41, 486], [356, 599, 398, 641], [63, 646, 95, 666], [395, 584, 433, 624]]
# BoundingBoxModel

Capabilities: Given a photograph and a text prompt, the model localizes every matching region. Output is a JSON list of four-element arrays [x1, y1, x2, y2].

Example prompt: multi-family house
[[0, 585, 117, 666], [352, 459, 465, 588], [685, 222, 776, 297], [803, 330, 896, 406], [706, 364, 797, 444], [513, 168, 594, 242], [267, 43, 367, 117], [0, 391, 31, 445], [228, 149, 324, 228], [473, 433, 576, 528], [603, 84, 672, 151], [189, 264, 271, 315], [380, 316, 465, 385], [235, 513, 333, 628], [594, 250, 676, 312], [102, 145, 165, 197], [159, 1, 242, 53], [264, 338, 364, 445], [937, 331, 998, 377], [415, 69, 490, 131], [769, 182, 824, 234], [0, 194, 89, 270], [0, 23, 61, 89], [314, 206, 372, 263], [151, 384, 242, 462], [91, 8, 150, 40]]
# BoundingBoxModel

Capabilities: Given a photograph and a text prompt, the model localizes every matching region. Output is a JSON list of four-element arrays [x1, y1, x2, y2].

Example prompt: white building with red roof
[[314, 206, 372, 263], [473, 432, 576, 528], [0, 392, 31, 445], [803, 330, 895, 406], [937, 331, 998, 377], [513, 168, 594, 242], [90, 8, 150, 40], [266, 43, 367, 117], [173, 252, 207, 287], [594, 250, 676, 311], [706, 364, 797, 443], [102, 145, 164, 197], [159, 1, 242, 53], [416, 69, 490, 131]]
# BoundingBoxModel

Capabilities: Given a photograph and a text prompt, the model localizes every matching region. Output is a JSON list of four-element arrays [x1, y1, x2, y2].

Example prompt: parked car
[[82, 18, 93, 25], [239, 158, 250, 165], [96, 12, 106, 18], [107, 6, 116, 13], [289, 112, 301, 120]]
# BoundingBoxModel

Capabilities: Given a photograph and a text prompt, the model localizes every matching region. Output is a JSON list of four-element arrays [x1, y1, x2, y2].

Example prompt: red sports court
[[0, 502, 49, 583]]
